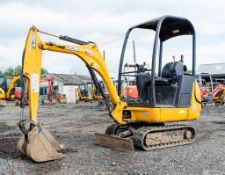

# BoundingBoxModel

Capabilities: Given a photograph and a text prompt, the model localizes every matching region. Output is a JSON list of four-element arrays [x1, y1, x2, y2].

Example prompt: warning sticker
[[31, 74, 39, 92]]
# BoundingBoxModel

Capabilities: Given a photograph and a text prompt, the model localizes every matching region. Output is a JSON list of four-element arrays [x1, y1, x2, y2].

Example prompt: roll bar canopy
[[118, 16, 196, 106]]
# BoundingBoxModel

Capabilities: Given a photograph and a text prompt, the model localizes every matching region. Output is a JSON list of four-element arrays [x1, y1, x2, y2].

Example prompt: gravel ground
[[0, 102, 225, 175]]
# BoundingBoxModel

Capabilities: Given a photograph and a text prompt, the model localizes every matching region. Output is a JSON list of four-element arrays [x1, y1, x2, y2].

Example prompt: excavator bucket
[[17, 126, 63, 162], [95, 133, 134, 152]]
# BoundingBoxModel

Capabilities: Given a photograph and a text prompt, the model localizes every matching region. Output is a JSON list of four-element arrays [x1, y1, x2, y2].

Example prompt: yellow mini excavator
[[17, 16, 201, 162], [76, 83, 92, 102], [76, 82, 102, 103], [91, 83, 102, 101], [0, 75, 21, 102]]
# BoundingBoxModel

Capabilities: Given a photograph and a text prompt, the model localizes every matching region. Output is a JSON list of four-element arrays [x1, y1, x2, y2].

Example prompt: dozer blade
[[95, 133, 134, 152], [17, 126, 63, 162]]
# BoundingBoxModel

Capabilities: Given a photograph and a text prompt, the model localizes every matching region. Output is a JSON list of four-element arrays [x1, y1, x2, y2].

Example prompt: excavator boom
[[17, 26, 128, 162], [27, 27, 124, 122]]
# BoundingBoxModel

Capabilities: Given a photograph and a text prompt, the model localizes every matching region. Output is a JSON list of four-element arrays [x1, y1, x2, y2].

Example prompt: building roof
[[43, 73, 92, 85], [197, 63, 225, 75]]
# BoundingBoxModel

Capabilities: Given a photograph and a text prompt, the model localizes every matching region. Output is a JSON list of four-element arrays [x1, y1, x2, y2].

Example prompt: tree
[[0, 66, 48, 77], [41, 68, 48, 75], [14, 66, 22, 75], [3, 67, 14, 77]]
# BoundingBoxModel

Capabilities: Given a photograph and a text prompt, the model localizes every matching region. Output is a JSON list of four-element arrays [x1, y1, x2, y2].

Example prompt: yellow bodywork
[[0, 75, 20, 99], [23, 26, 201, 125], [0, 88, 5, 99]]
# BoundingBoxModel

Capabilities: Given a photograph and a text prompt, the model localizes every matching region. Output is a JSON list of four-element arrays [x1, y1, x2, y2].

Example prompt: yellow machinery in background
[[17, 16, 201, 162], [91, 85, 102, 101], [76, 83, 91, 102], [0, 75, 21, 102], [76, 82, 102, 103]]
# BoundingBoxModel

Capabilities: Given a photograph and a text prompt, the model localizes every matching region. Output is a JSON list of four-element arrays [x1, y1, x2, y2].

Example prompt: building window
[[40, 87, 47, 96]]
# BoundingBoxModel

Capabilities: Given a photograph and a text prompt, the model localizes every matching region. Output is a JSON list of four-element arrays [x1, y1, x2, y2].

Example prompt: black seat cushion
[[155, 78, 170, 86], [162, 61, 184, 80], [136, 73, 151, 101]]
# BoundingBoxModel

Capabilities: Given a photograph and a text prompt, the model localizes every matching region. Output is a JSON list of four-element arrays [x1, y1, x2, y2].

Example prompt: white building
[[40, 73, 92, 103]]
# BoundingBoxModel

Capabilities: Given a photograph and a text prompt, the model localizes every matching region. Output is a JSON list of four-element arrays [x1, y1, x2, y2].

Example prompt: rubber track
[[132, 124, 195, 151]]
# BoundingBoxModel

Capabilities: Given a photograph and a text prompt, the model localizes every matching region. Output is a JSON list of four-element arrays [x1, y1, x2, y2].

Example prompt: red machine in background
[[212, 83, 225, 106], [198, 73, 225, 106], [120, 63, 139, 102], [200, 83, 225, 106], [14, 87, 21, 99], [198, 73, 213, 103], [120, 78, 138, 100], [40, 76, 67, 104]]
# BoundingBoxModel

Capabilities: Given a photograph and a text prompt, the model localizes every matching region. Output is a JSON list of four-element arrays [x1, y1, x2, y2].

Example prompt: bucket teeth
[[17, 126, 63, 162]]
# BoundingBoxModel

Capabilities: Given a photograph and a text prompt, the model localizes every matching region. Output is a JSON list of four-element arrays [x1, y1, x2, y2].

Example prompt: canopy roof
[[130, 15, 195, 41]]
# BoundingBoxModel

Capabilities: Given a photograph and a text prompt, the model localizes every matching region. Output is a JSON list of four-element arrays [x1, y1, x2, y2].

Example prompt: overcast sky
[[0, 0, 225, 78]]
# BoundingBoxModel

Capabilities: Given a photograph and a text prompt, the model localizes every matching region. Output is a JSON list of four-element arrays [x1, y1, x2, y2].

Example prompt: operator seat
[[136, 61, 185, 104], [161, 61, 184, 82], [153, 61, 185, 106]]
